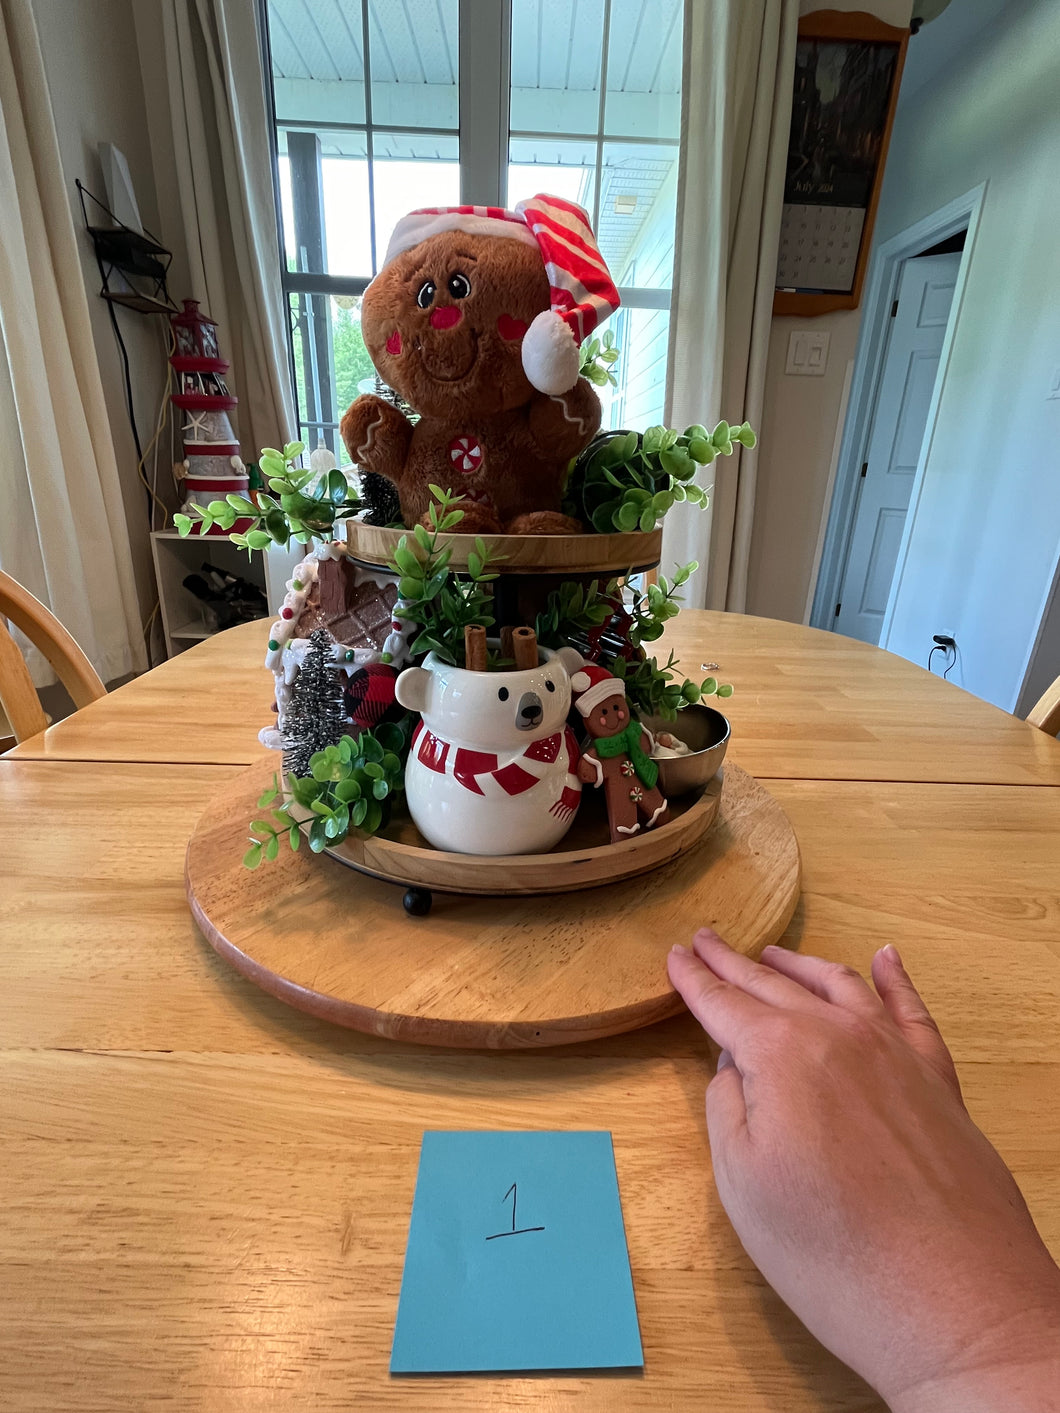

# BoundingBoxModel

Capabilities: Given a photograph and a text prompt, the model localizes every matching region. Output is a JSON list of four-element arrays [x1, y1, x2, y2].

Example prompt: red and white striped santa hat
[[381, 194, 619, 395], [570, 663, 626, 717]]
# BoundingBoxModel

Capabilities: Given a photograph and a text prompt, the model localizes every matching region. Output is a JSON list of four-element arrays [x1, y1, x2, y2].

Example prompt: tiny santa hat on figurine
[[570, 663, 625, 718], [380, 194, 619, 396]]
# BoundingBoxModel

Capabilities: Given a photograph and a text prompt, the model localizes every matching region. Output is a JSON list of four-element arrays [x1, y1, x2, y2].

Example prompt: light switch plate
[[785, 330, 830, 376]]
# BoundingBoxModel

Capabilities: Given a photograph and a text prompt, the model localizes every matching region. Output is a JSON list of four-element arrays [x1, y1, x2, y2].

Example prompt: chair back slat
[[0, 570, 107, 745], [1027, 676, 1060, 737]]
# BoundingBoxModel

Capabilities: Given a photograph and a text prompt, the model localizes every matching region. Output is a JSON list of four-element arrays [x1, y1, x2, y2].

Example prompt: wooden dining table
[[3, 611, 1059, 1411]]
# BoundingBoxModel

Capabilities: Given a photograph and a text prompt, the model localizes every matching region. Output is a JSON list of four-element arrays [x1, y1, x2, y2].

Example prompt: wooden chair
[[1027, 676, 1060, 737], [0, 570, 106, 745]]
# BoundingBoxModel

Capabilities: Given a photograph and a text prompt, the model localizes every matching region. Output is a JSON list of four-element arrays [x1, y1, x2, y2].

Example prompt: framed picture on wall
[[774, 10, 909, 316]]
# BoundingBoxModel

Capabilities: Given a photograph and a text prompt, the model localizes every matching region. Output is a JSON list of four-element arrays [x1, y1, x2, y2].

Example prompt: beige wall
[[874, 0, 1060, 710], [746, 0, 913, 622], [32, 0, 181, 625]]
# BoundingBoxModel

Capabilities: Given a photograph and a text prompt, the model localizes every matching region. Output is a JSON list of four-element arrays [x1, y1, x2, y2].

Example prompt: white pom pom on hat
[[570, 664, 626, 717], [378, 195, 619, 396], [521, 310, 582, 395]]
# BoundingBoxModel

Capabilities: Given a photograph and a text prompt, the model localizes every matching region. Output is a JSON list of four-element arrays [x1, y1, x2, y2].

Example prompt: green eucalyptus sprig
[[243, 721, 409, 866], [389, 485, 502, 664], [174, 440, 364, 549], [566, 421, 757, 534], [627, 562, 696, 647], [534, 576, 621, 648], [579, 328, 621, 388], [612, 650, 733, 723]]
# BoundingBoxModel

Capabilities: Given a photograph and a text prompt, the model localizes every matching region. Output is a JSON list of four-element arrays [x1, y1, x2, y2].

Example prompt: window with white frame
[[262, 0, 682, 464]]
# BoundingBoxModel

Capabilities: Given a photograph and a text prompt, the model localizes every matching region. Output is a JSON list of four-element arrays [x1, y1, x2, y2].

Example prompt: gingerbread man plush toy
[[340, 195, 619, 535], [573, 664, 669, 843]]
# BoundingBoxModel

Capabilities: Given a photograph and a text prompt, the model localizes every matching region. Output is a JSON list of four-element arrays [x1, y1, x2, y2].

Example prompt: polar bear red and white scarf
[[411, 722, 582, 820]]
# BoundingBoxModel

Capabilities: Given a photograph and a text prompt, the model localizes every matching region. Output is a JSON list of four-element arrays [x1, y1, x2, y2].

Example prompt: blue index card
[[390, 1130, 643, 1374]]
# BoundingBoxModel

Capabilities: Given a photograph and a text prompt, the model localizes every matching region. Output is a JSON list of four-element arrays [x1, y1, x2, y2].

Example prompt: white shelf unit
[[150, 531, 303, 658]]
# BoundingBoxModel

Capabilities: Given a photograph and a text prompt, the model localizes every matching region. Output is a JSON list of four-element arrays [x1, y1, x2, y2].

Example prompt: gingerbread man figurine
[[572, 665, 669, 843]]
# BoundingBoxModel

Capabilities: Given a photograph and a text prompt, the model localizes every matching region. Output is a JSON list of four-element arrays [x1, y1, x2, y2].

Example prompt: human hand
[[668, 930, 1060, 1412]]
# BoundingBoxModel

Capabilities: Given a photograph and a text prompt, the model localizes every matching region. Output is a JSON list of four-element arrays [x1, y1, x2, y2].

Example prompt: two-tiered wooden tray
[[184, 522, 801, 1047]]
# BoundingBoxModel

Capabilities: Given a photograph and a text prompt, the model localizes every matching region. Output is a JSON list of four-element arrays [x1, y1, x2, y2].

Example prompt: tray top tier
[[344, 520, 662, 577]]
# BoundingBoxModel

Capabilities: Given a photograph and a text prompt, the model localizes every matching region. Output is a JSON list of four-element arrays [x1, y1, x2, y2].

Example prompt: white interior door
[[834, 252, 960, 644]]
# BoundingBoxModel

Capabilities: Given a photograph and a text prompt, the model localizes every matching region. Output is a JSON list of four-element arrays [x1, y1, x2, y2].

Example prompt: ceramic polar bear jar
[[394, 646, 585, 856]]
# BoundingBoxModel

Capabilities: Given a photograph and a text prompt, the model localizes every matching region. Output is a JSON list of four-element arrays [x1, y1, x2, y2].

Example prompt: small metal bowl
[[643, 705, 731, 797]]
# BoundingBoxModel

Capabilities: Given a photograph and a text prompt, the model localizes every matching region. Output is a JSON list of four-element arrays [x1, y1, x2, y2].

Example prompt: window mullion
[[592, 0, 612, 233], [458, 0, 510, 207], [360, 0, 378, 273]]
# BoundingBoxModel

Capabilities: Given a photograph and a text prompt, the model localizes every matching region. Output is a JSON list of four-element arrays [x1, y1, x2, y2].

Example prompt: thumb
[[872, 945, 963, 1099]]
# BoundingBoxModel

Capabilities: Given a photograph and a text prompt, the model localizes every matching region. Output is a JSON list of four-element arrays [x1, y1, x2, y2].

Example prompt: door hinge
[[834, 602, 842, 618], [890, 298, 899, 317], [860, 461, 868, 478]]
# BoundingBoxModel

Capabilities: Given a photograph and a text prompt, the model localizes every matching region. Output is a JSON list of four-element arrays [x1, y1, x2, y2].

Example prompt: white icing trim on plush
[[549, 391, 594, 435]]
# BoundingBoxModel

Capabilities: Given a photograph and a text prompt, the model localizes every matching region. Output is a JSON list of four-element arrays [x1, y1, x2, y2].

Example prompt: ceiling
[[267, 0, 682, 95]]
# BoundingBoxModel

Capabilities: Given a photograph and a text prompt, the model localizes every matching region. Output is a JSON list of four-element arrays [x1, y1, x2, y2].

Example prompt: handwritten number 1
[[486, 1180, 545, 1241]]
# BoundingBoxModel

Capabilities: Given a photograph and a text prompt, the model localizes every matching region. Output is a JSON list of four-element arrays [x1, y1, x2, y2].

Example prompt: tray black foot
[[403, 887, 433, 917]]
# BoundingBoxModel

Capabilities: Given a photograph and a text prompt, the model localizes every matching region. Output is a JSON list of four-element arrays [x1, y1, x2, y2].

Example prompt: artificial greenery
[[534, 577, 619, 648], [535, 562, 694, 651], [388, 485, 502, 664], [533, 559, 732, 721], [613, 650, 733, 723], [626, 563, 695, 646], [244, 720, 410, 866], [564, 421, 757, 535], [174, 440, 363, 548], [579, 328, 621, 388]]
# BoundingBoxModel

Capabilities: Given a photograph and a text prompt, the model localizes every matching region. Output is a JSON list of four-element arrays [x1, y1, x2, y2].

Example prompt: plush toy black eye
[[416, 280, 436, 309], [545, 680, 556, 692], [447, 272, 471, 299], [497, 687, 509, 701]]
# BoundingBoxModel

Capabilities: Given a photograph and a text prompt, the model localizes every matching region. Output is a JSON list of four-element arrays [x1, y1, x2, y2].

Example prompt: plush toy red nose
[[429, 305, 462, 330]]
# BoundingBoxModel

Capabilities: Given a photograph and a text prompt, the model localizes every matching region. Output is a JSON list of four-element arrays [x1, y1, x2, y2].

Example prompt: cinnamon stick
[[511, 626, 538, 671], [499, 625, 515, 661], [464, 624, 488, 671]]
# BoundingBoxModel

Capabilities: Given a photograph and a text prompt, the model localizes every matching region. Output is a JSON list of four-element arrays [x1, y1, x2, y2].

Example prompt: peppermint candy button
[[448, 435, 483, 474]]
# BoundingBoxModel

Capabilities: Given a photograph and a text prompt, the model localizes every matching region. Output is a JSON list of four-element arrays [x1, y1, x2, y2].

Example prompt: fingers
[[760, 944, 883, 1016], [691, 928, 826, 1016], [871, 945, 964, 1099], [667, 944, 771, 1058]]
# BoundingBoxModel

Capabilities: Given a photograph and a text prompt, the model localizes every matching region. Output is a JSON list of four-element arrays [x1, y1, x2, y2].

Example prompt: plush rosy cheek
[[429, 306, 462, 330], [497, 314, 528, 342], [385, 330, 402, 355]]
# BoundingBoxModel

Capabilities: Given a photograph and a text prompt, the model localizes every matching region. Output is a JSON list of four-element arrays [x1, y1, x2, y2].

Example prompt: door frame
[[809, 183, 986, 635]]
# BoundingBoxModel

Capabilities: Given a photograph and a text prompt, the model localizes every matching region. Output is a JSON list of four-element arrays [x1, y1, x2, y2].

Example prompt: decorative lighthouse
[[170, 299, 251, 533]]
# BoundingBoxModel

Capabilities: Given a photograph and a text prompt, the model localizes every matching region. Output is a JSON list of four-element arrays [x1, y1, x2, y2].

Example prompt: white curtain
[[136, 0, 297, 457], [0, 0, 146, 685], [663, 0, 798, 611]]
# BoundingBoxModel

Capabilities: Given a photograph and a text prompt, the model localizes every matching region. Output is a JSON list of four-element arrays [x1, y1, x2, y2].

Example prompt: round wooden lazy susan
[[185, 761, 801, 1049]]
